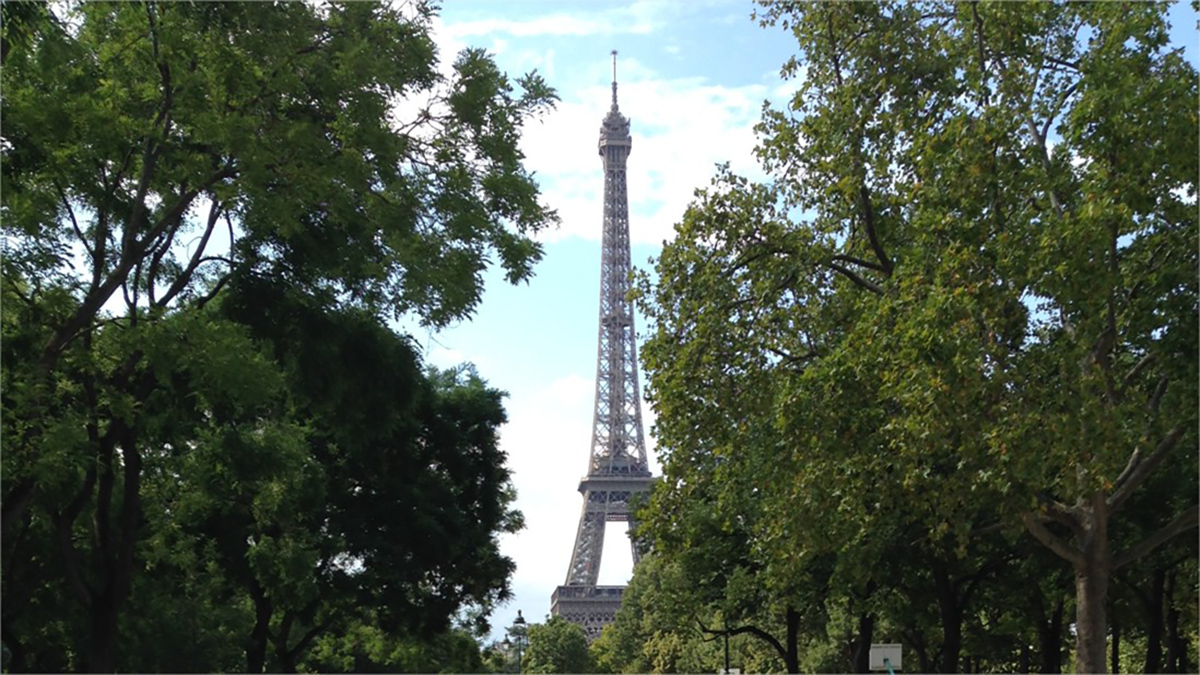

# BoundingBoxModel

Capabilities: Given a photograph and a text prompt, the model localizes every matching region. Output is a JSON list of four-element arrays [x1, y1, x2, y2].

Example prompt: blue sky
[[405, 0, 1200, 642], [413, 0, 801, 641]]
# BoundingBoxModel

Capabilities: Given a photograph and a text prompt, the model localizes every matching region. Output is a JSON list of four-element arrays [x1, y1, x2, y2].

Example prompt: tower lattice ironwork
[[550, 52, 654, 641]]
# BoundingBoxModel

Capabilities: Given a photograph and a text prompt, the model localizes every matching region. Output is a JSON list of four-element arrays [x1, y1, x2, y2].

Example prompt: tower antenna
[[611, 50, 618, 108]]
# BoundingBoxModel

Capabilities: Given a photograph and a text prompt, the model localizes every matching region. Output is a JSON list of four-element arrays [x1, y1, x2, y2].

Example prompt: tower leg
[[628, 515, 645, 568], [565, 496, 606, 586]]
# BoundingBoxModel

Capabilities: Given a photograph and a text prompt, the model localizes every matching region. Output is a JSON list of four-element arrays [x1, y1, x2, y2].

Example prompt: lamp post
[[509, 610, 527, 673], [724, 627, 730, 675]]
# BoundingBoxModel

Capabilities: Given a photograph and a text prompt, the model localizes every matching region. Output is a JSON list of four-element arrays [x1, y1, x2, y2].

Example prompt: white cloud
[[428, 4, 790, 248], [521, 76, 776, 246], [494, 372, 594, 610]]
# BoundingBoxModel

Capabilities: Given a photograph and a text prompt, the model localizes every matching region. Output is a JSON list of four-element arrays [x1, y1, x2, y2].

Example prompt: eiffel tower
[[549, 52, 654, 641]]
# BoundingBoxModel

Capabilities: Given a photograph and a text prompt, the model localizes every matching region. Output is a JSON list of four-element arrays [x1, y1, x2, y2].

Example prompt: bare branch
[[194, 274, 232, 311], [697, 615, 788, 666], [1123, 353, 1155, 390], [41, 167, 235, 368], [156, 199, 222, 309], [1039, 81, 1080, 150], [1021, 512, 1084, 567], [1148, 374, 1168, 413], [1113, 505, 1199, 570], [145, 218, 188, 306], [767, 345, 818, 367], [54, 512, 94, 607], [55, 182, 94, 260], [1043, 55, 1080, 71], [1036, 492, 1084, 537], [825, 260, 883, 295], [1108, 426, 1185, 512], [970, 3, 991, 104], [831, 253, 887, 272], [858, 185, 893, 275]]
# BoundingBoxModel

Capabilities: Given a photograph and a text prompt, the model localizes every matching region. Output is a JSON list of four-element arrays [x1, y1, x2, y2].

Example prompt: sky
[[404, 0, 1200, 643], [409, 0, 801, 641]]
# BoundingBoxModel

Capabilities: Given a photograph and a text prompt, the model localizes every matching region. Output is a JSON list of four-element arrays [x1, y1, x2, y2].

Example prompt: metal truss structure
[[550, 52, 654, 642]]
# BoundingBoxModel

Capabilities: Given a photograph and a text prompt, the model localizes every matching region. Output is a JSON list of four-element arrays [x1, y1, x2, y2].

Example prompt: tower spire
[[611, 49, 618, 109]]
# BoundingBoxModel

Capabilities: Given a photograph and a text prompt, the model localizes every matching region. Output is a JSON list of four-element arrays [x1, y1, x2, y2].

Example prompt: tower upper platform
[[599, 51, 631, 152]]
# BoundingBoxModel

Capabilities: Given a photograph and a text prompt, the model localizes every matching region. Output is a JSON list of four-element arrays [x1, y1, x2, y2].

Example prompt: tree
[[523, 616, 594, 674], [2, 1, 555, 670], [302, 615, 489, 674], [212, 274, 524, 672], [636, 3, 1196, 673]]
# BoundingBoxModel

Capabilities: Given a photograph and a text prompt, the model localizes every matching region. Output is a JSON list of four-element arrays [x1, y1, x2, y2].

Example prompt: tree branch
[[1036, 491, 1084, 537], [194, 273, 232, 311], [1148, 374, 1168, 413], [1021, 512, 1083, 567], [825, 260, 883, 295], [53, 509, 95, 607], [1024, 114, 1066, 215], [1122, 353, 1155, 391], [40, 167, 234, 368], [1, 479, 38, 532], [970, 2, 991, 105], [698, 615, 788, 667], [1113, 505, 1200, 570], [1108, 425, 1184, 512], [831, 253, 886, 272], [156, 199, 222, 308], [287, 617, 334, 662], [857, 185, 893, 276], [766, 345, 818, 367], [55, 182, 94, 260]]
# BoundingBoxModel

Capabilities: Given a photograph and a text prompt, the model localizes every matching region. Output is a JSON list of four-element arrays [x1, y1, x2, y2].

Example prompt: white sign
[[869, 643, 903, 671]]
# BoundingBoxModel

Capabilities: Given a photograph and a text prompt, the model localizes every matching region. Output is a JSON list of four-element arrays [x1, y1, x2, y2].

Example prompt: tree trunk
[[1020, 643, 1031, 673], [1144, 568, 1165, 673], [1165, 569, 1182, 674], [247, 580, 272, 674], [1110, 616, 1120, 674], [914, 634, 931, 673], [81, 433, 142, 674], [1039, 597, 1064, 673], [84, 589, 120, 673], [1073, 494, 1111, 675], [3, 623, 25, 673], [852, 612, 874, 673], [933, 563, 962, 673], [274, 611, 299, 673]]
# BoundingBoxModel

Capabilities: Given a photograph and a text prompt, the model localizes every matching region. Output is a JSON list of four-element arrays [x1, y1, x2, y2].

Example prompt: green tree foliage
[[303, 615, 488, 674], [591, 553, 787, 675], [634, 2, 1196, 674], [213, 275, 523, 671], [2, 1, 554, 671], [523, 616, 594, 674]]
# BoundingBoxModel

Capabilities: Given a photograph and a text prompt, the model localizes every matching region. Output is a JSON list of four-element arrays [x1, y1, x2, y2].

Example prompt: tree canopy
[[1, 1, 555, 671], [632, 2, 1197, 673], [523, 615, 594, 674]]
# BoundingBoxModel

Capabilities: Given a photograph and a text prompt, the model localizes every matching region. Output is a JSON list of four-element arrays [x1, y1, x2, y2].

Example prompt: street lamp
[[509, 610, 528, 673]]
